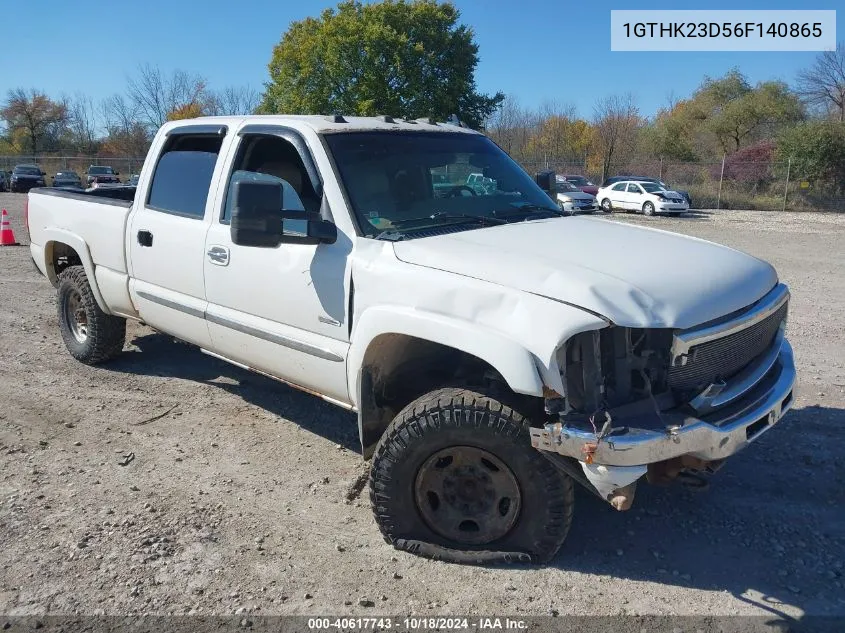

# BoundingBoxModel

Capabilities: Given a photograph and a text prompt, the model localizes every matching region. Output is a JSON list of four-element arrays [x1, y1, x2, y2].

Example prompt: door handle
[[137, 230, 153, 247], [207, 245, 229, 266]]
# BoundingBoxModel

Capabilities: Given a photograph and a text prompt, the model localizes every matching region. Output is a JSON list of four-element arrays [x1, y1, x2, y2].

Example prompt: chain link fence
[[3, 153, 843, 212], [519, 155, 844, 212], [1, 156, 146, 182]]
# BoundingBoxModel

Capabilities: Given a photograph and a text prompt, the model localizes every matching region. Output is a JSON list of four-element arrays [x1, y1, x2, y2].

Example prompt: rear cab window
[[146, 134, 225, 219]]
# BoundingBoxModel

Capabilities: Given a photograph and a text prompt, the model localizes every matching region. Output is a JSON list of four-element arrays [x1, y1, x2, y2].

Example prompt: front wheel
[[642, 201, 655, 216], [369, 388, 574, 564], [600, 198, 613, 213], [57, 265, 126, 365]]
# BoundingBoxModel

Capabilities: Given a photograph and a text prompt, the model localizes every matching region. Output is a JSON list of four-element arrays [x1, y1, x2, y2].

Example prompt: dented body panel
[[392, 217, 779, 329]]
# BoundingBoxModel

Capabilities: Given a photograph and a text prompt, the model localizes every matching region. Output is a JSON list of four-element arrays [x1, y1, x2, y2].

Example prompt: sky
[[1, 0, 842, 124]]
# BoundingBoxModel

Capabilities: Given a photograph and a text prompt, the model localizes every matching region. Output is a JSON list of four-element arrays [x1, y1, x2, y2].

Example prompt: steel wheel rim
[[414, 445, 521, 546], [64, 289, 88, 343], [644, 202, 654, 215]]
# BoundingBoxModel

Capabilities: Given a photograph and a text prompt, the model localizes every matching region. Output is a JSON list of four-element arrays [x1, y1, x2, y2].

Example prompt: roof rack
[[326, 114, 347, 123], [376, 115, 396, 123], [415, 117, 437, 125]]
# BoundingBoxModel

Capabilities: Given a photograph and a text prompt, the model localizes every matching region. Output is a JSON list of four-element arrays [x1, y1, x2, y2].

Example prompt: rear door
[[609, 182, 629, 207], [127, 125, 233, 347]]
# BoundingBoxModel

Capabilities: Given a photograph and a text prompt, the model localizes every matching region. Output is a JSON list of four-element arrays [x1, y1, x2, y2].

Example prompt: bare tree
[[0, 88, 69, 154], [127, 64, 207, 130], [592, 94, 640, 182], [100, 94, 150, 157], [67, 94, 98, 154], [796, 42, 845, 122], [101, 94, 138, 133], [485, 95, 539, 162], [205, 85, 260, 116]]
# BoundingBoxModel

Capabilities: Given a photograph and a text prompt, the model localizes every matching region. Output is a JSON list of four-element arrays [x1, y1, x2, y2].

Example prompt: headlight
[[559, 196, 572, 202]]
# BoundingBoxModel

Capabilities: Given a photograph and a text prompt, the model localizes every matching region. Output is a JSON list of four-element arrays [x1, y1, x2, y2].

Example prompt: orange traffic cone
[[1, 209, 20, 246]]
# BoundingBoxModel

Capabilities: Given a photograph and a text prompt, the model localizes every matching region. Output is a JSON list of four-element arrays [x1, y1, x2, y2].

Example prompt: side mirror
[[230, 180, 337, 248], [41, 170, 46, 176], [280, 215, 337, 245], [534, 169, 556, 194], [114, 170, 120, 175]]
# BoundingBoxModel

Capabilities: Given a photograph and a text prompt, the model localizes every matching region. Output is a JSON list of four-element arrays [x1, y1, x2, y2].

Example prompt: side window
[[221, 135, 318, 223], [627, 183, 642, 193], [147, 134, 223, 218], [612, 183, 627, 192]]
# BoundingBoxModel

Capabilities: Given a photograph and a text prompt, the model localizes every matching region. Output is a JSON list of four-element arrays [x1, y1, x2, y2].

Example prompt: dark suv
[[602, 175, 692, 207], [86, 165, 120, 185], [10, 165, 47, 193]]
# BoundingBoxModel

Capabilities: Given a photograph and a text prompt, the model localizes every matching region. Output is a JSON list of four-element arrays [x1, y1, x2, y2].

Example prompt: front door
[[128, 128, 232, 348], [202, 129, 352, 404], [626, 182, 645, 211]]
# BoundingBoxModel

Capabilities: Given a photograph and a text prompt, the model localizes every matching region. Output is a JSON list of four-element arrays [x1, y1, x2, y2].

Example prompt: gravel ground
[[0, 193, 843, 620]]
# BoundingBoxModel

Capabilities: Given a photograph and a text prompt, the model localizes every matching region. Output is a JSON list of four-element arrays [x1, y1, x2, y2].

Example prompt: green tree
[[260, 0, 503, 128], [690, 70, 804, 154], [778, 121, 845, 192], [641, 70, 804, 160]]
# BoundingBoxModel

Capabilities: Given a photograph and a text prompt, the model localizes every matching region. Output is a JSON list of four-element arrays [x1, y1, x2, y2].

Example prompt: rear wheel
[[369, 388, 574, 564], [643, 201, 655, 216], [601, 198, 613, 213], [57, 266, 126, 365]]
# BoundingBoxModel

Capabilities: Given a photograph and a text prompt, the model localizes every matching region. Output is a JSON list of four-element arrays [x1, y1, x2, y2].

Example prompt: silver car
[[555, 179, 598, 214]]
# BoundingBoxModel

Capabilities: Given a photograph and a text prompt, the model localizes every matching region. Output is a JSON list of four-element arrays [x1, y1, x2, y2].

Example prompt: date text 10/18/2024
[[307, 617, 528, 631]]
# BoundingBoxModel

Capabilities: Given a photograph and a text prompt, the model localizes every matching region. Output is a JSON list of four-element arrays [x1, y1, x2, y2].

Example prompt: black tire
[[369, 388, 574, 565], [57, 265, 126, 364], [600, 198, 613, 213], [642, 201, 655, 216]]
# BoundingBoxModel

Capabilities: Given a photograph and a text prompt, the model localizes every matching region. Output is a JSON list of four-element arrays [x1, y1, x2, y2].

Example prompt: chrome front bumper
[[530, 339, 796, 467]]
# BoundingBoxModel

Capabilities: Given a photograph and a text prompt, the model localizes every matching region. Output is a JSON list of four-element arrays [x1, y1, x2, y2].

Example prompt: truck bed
[[27, 187, 135, 277]]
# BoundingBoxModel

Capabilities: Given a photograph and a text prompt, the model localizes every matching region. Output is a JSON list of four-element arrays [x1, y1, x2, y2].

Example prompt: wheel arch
[[348, 307, 545, 458], [41, 229, 110, 314]]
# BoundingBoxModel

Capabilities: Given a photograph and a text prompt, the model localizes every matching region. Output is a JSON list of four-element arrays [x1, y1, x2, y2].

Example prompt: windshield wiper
[[390, 211, 507, 227], [493, 203, 567, 218]]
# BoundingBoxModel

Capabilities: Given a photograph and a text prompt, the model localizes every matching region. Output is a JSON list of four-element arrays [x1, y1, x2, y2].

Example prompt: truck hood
[[392, 217, 778, 329], [557, 191, 595, 202]]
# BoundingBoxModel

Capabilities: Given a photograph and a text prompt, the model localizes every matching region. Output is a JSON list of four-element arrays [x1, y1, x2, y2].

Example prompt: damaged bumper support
[[531, 340, 795, 505]]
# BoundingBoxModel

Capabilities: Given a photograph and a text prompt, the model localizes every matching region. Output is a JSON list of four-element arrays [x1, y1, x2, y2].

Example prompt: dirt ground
[[1, 193, 843, 620]]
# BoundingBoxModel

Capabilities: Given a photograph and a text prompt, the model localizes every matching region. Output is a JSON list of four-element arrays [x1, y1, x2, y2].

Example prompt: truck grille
[[669, 301, 788, 391]]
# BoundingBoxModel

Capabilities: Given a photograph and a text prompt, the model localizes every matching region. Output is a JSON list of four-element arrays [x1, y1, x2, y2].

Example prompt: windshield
[[57, 172, 78, 178], [15, 166, 41, 175], [564, 175, 593, 186], [89, 166, 114, 175], [556, 181, 579, 193], [641, 182, 664, 193], [324, 131, 559, 238]]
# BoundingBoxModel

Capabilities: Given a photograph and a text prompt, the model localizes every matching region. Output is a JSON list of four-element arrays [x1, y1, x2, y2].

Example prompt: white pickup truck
[[26, 115, 795, 564]]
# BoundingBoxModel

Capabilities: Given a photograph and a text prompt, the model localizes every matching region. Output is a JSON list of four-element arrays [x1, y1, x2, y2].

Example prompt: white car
[[596, 179, 689, 216]]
